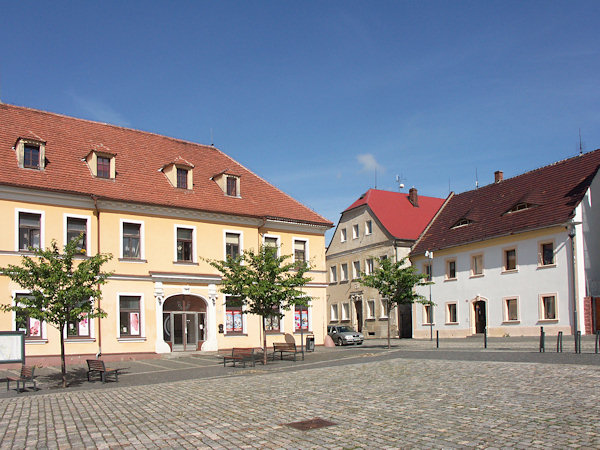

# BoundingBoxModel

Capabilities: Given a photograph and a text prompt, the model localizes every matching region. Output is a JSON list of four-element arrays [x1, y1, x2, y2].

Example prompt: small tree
[[360, 256, 432, 349], [0, 237, 112, 387], [208, 246, 311, 365]]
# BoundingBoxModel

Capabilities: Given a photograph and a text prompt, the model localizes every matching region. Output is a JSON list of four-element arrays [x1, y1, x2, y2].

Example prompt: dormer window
[[227, 176, 237, 196], [506, 202, 535, 214], [160, 157, 194, 190], [86, 150, 116, 179], [451, 218, 473, 229], [16, 138, 46, 170], [212, 170, 241, 197]]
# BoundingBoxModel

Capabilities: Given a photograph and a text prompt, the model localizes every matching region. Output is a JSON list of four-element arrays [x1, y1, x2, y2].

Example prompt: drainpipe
[[92, 195, 102, 358], [567, 222, 579, 352]]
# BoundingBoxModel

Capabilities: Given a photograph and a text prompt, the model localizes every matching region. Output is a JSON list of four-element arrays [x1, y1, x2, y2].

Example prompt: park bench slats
[[86, 359, 122, 383]]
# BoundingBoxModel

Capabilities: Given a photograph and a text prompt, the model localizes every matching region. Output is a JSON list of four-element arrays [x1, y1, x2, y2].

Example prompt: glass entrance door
[[185, 313, 197, 349], [168, 312, 198, 351]]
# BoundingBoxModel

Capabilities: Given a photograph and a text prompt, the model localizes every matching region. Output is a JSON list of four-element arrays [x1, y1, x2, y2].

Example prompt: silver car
[[327, 325, 364, 346]]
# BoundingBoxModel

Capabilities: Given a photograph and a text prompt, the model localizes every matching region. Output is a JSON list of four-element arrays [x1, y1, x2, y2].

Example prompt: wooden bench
[[272, 342, 302, 361], [222, 347, 260, 367], [86, 359, 122, 383], [6, 365, 37, 392]]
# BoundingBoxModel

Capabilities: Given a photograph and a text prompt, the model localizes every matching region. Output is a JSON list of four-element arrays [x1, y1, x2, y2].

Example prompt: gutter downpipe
[[92, 195, 102, 358], [567, 222, 579, 353]]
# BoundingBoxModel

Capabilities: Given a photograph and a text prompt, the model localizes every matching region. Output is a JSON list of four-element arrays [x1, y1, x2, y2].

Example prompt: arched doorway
[[163, 295, 207, 351]]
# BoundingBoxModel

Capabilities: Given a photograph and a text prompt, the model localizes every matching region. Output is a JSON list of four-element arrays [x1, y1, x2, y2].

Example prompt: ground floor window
[[67, 312, 90, 338], [265, 306, 281, 332], [119, 296, 141, 336], [341, 303, 350, 320], [330, 304, 338, 321], [504, 298, 519, 322], [14, 294, 43, 339], [225, 296, 243, 334], [446, 303, 457, 324], [367, 300, 375, 319], [295, 305, 309, 331], [423, 304, 433, 325], [540, 294, 557, 320]]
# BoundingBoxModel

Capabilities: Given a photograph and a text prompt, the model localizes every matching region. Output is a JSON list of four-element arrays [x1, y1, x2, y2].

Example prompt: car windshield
[[337, 326, 355, 333]]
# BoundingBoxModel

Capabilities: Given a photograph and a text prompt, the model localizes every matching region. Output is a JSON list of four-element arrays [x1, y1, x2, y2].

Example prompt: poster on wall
[[29, 318, 41, 337], [130, 312, 140, 335], [78, 313, 89, 336], [233, 311, 242, 332], [226, 312, 233, 332]]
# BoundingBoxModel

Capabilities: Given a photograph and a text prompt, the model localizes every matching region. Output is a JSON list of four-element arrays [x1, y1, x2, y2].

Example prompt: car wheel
[[337, 337, 344, 346], [357, 342, 363, 345]]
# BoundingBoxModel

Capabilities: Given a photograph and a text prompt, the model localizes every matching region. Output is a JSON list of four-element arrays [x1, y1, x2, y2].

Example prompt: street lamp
[[425, 250, 434, 341], [566, 221, 582, 352]]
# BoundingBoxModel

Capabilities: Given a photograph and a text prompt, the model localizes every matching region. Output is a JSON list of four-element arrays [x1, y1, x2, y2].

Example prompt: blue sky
[[2, 1, 599, 243]]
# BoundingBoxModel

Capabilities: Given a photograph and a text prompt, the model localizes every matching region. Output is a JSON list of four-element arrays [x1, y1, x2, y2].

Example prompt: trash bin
[[305, 334, 315, 352]]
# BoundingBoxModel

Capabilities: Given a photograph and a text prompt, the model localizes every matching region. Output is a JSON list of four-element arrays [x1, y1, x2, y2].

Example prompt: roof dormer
[[451, 218, 473, 229], [15, 137, 46, 170], [505, 201, 536, 214], [160, 157, 194, 190], [85, 149, 116, 179], [211, 170, 241, 198]]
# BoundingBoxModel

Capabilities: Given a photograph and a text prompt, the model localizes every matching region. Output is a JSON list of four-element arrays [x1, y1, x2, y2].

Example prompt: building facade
[[0, 104, 332, 363], [326, 189, 444, 339], [411, 152, 600, 338]]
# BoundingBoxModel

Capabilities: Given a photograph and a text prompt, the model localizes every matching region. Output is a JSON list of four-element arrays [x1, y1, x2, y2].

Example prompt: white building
[[411, 151, 600, 338]]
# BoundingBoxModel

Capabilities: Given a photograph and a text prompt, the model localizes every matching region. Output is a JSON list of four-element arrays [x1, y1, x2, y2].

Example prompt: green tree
[[0, 237, 112, 387], [208, 245, 311, 365], [360, 256, 432, 349]]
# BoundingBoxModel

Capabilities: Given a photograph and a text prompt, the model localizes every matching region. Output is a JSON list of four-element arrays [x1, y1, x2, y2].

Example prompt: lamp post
[[425, 250, 434, 341], [567, 222, 581, 353]]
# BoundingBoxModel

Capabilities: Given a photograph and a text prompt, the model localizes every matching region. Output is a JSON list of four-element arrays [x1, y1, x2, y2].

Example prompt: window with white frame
[[446, 302, 458, 324], [471, 254, 483, 276], [365, 258, 374, 275], [340, 228, 347, 242], [341, 263, 348, 281], [367, 299, 375, 319], [121, 220, 144, 260], [14, 293, 43, 339], [16, 138, 45, 170], [265, 305, 281, 332], [263, 235, 280, 256], [503, 248, 517, 271], [540, 294, 557, 320], [423, 263, 432, 281], [294, 239, 308, 264], [330, 304, 339, 321], [380, 299, 389, 318], [341, 303, 350, 320], [66, 299, 93, 339], [423, 304, 433, 325], [539, 242, 555, 267], [225, 232, 241, 260], [225, 296, 244, 334], [18, 211, 42, 251], [504, 297, 519, 322], [329, 266, 337, 283], [119, 295, 142, 337], [295, 304, 309, 331], [446, 259, 456, 280], [65, 215, 89, 254], [352, 224, 359, 239], [175, 226, 195, 262], [352, 261, 361, 279], [365, 220, 373, 235]]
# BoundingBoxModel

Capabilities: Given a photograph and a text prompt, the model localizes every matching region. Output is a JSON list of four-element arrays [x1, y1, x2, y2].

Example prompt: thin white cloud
[[68, 92, 131, 127], [357, 153, 384, 173]]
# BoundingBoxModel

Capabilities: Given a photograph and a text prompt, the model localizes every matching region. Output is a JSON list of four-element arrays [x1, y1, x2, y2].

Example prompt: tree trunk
[[387, 303, 391, 349], [262, 316, 267, 365], [60, 323, 67, 388]]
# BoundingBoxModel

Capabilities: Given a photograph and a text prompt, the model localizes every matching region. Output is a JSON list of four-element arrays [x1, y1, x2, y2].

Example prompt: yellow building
[[0, 104, 331, 363]]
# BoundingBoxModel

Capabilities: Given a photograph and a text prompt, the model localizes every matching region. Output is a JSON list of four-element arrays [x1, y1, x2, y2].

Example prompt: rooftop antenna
[[475, 168, 479, 189], [210, 128, 214, 146], [395, 174, 405, 191], [579, 128, 583, 155], [374, 168, 377, 189]]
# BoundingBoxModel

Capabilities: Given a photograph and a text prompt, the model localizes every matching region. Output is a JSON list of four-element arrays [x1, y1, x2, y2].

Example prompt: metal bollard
[[596, 331, 599, 354], [484, 327, 487, 349], [539, 326, 545, 353], [577, 331, 582, 354], [436, 330, 439, 349], [557, 331, 563, 353]]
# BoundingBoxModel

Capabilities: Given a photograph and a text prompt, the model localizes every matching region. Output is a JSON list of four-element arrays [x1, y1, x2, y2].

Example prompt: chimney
[[408, 187, 419, 207], [494, 170, 503, 183]]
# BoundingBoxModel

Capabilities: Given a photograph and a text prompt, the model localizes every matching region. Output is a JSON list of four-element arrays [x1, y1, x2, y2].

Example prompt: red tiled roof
[[0, 104, 332, 227], [344, 189, 445, 240], [412, 149, 600, 255]]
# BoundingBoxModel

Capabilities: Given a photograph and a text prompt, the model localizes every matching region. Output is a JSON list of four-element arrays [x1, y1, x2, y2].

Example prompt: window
[[504, 249, 517, 271], [295, 304, 309, 331], [365, 258, 374, 275], [330, 304, 338, 321], [122, 222, 142, 259], [294, 239, 307, 263], [97, 156, 111, 179], [446, 259, 456, 280], [367, 300, 375, 319], [225, 296, 243, 334], [226, 176, 237, 196], [446, 303, 457, 324], [225, 232, 241, 259], [380, 300, 389, 318], [340, 228, 347, 242], [423, 263, 432, 282], [341, 263, 348, 281], [365, 220, 373, 235], [506, 202, 535, 214], [18, 212, 41, 251], [265, 305, 280, 332], [119, 296, 141, 337], [177, 168, 188, 189], [176, 227, 193, 262], [540, 242, 554, 266], [352, 224, 359, 239], [15, 294, 42, 339], [424, 304, 433, 325], [264, 235, 279, 255], [540, 295, 557, 320], [352, 261, 361, 279], [451, 218, 473, 229], [23, 144, 41, 169], [341, 303, 350, 320], [66, 217, 88, 252], [504, 298, 519, 322], [471, 254, 483, 276], [330, 266, 337, 283], [67, 312, 90, 338]]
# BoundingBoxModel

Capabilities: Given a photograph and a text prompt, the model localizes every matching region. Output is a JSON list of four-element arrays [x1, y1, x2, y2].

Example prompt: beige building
[[326, 189, 443, 339], [0, 104, 332, 364]]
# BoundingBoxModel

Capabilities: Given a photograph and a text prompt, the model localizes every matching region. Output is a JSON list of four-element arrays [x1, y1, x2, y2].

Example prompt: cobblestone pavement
[[1, 341, 599, 448]]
